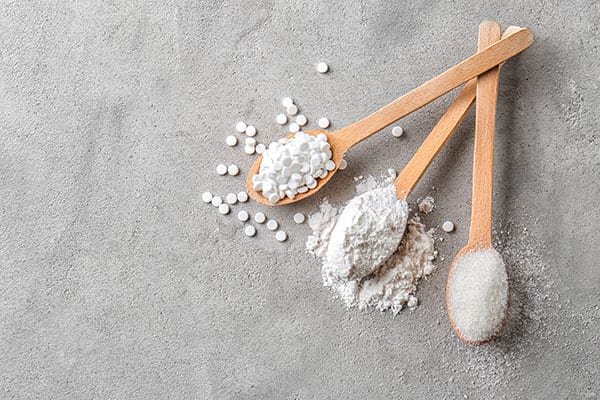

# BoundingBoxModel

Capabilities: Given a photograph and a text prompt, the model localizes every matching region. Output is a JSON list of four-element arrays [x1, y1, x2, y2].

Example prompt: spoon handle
[[394, 26, 521, 200], [468, 21, 502, 248], [333, 27, 532, 149]]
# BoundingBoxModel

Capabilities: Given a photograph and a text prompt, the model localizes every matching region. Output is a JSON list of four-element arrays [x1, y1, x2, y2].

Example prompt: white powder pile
[[447, 249, 508, 343], [307, 177, 437, 314]]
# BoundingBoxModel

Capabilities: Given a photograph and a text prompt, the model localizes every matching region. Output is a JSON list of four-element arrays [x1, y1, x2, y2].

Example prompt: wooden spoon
[[246, 27, 534, 205], [446, 21, 506, 345]]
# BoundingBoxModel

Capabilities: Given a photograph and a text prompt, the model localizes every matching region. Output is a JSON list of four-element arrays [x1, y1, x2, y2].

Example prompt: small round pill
[[293, 212, 305, 224], [244, 145, 256, 155], [296, 114, 307, 126], [211, 196, 222, 207], [228, 164, 239, 176], [255, 143, 266, 154], [275, 230, 287, 242], [216, 164, 227, 175], [391, 126, 404, 137], [244, 225, 256, 237], [235, 121, 247, 133], [276, 113, 288, 125], [282, 97, 294, 107], [245, 125, 257, 137], [237, 210, 249, 222], [286, 104, 298, 115], [268, 193, 280, 203], [201, 192, 213, 203], [226, 193, 238, 204], [289, 122, 300, 133], [218, 204, 230, 215], [245, 137, 256, 146], [316, 62, 329, 73], [339, 159, 347, 170], [237, 191, 249, 203], [225, 135, 238, 146], [442, 221, 455, 233], [318, 117, 330, 129], [266, 219, 278, 231], [325, 160, 336, 171], [254, 212, 266, 224]]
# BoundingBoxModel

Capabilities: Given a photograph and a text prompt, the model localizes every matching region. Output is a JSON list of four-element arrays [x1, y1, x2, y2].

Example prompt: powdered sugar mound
[[325, 185, 409, 280], [307, 177, 436, 314]]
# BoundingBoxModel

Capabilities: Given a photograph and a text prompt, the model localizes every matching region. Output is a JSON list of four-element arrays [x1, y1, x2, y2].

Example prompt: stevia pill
[[339, 159, 347, 170], [296, 115, 307, 126], [202, 192, 213, 203], [316, 62, 329, 73], [282, 97, 294, 107], [255, 143, 266, 154], [318, 117, 330, 129], [442, 221, 455, 232], [237, 210, 249, 222], [245, 125, 257, 137], [228, 164, 239, 176], [289, 122, 300, 133], [236, 121, 247, 133], [254, 212, 266, 224], [244, 225, 256, 237], [293, 212, 305, 224], [237, 191, 249, 203], [218, 204, 230, 215], [268, 193, 280, 204], [226, 135, 238, 146], [276, 113, 288, 125], [266, 219, 278, 231], [286, 104, 298, 115], [275, 230, 287, 242], [226, 193, 237, 204], [244, 145, 255, 155], [216, 164, 227, 175], [211, 196, 222, 207], [325, 160, 336, 171], [391, 126, 404, 137]]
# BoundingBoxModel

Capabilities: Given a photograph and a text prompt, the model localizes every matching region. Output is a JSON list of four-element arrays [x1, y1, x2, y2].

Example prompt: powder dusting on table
[[307, 176, 436, 314]]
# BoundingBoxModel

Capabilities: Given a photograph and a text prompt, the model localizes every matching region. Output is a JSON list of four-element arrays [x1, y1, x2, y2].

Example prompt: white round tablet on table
[[275, 230, 287, 242], [211, 196, 222, 207], [266, 220, 278, 231], [286, 104, 298, 115], [226, 193, 237, 204], [237, 191, 249, 203], [218, 204, 230, 215], [254, 212, 266, 224], [293, 213, 305, 224], [201, 192, 213, 203], [227, 164, 239, 176], [282, 97, 293, 108], [318, 117, 330, 129], [316, 62, 329, 73], [442, 221, 455, 232], [245, 125, 257, 137], [295, 115, 307, 126], [391, 126, 404, 137], [216, 164, 227, 175], [244, 225, 256, 237], [255, 143, 266, 154], [276, 113, 288, 125], [225, 135, 238, 146], [235, 121, 247, 133], [237, 210, 249, 222]]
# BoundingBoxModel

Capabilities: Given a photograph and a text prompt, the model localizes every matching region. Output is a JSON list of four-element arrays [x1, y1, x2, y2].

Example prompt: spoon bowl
[[246, 129, 346, 205]]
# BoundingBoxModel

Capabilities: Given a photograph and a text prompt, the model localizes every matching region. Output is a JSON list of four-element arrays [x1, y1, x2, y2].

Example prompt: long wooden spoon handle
[[394, 26, 521, 200], [468, 21, 502, 248], [334, 27, 532, 149]]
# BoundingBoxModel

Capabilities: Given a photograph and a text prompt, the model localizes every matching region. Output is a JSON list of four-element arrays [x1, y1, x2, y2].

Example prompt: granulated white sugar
[[447, 249, 508, 343], [307, 176, 436, 314]]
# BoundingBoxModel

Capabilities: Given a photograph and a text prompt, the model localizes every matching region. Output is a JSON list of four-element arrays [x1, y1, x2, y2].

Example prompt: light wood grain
[[446, 21, 503, 346], [247, 26, 533, 206]]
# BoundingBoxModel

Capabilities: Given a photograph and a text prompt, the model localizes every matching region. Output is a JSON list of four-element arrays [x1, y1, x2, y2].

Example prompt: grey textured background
[[0, 0, 598, 399]]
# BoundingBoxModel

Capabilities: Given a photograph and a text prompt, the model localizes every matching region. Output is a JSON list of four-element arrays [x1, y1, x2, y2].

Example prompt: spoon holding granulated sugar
[[446, 22, 509, 346], [246, 27, 534, 205]]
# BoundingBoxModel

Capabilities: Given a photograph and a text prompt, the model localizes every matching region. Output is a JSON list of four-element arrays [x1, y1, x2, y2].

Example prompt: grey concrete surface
[[0, 1, 598, 398]]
